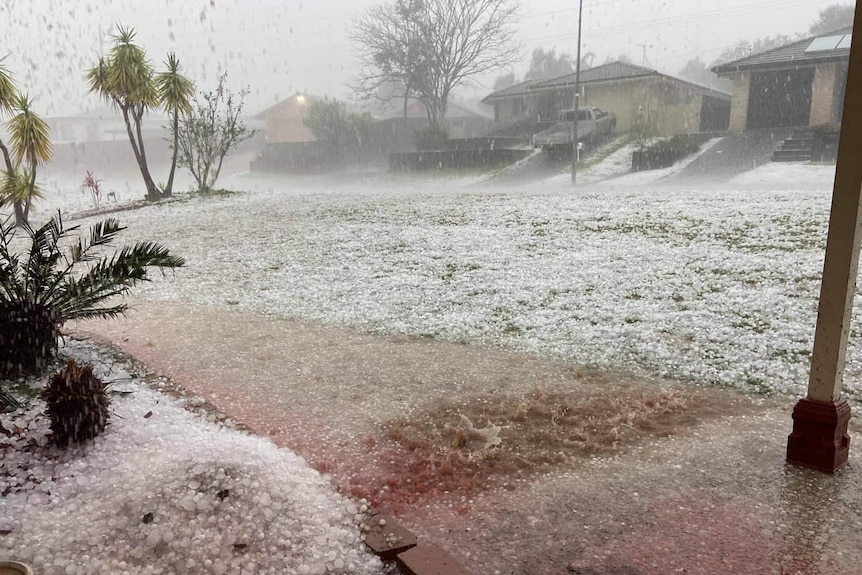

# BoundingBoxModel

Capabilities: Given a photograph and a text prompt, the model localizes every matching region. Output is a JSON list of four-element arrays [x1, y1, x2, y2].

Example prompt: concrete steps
[[772, 128, 814, 162]]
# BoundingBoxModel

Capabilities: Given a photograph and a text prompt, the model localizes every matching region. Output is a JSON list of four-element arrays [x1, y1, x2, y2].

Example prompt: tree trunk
[[13, 201, 25, 227], [133, 109, 160, 201], [201, 160, 213, 193], [0, 140, 13, 174], [23, 164, 36, 224], [438, 91, 449, 129], [121, 106, 158, 201], [164, 111, 179, 197], [0, 141, 23, 227], [211, 155, 226, 192]]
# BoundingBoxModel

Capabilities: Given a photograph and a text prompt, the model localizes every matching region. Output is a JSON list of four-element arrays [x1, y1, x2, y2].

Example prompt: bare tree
[[176, 73, 254, 194], [350, 0, 430, 118], [352, 0, 520, 130]]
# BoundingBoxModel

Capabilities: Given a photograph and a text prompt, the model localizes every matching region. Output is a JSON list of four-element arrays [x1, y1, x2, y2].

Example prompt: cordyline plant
[[81, 170, 102, 209], [1, 60, 52, 227], [0, 212, 184, 378]]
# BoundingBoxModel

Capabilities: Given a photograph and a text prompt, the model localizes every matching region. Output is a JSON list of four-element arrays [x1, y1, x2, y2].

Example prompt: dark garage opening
[[700, 95, 731, 132], [747, 68, 815, 129]]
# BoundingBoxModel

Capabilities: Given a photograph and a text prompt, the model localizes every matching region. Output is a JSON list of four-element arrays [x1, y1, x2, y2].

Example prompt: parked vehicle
[[532, 107, 616, 152]]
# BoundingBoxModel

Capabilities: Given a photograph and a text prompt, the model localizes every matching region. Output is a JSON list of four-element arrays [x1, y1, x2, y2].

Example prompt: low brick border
[[362, 514, 469, 575]]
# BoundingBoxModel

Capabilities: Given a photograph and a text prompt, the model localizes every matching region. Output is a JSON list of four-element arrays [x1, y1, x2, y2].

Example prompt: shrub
[[0, 212, 184, 378], [631, 134, 702, 172], [648, 134, 701, 157], [42, 359, 110, 447]]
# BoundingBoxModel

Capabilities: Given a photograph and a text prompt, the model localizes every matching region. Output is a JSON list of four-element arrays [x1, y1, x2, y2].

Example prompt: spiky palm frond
[[0, 57, 16, 116], [0, 166, 45, 208], [22, 214, 66, 301], [67, 218, 123, 263], [53, 241, 184, 322], [107, 26, 158, 108], [7, 94, 52, 167], [2, 211, 184, 376], [156, 52, 194, 117], [86, 56, 112, 103], [0, 215, 22, 301], [1, 211, 184, 325]]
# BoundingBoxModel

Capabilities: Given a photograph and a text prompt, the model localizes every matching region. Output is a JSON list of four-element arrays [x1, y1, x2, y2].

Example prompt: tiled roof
[[533, 61, 657, 89], [481, 60, 731, 104], [373, 99, 491, 121], [481, 61, 658, 103], [481, 79, 537, 102], [254, 93, 324, 119], [712, 27, 852, 74]]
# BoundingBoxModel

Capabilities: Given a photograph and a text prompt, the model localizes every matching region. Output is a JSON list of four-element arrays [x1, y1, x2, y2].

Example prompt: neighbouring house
[[712, 28, 851, 131], [255, 93, 321, 144], [369, 97, 493, 147], [45, 107, 172, 175], [251, 93, 330, 172], [251, 93, 494, 172], [482, 61, 732, 137]]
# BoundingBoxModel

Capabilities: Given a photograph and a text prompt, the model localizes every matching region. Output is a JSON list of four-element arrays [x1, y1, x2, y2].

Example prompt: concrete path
[[78, 300, 862, 575], [674, 128, 794, 182]]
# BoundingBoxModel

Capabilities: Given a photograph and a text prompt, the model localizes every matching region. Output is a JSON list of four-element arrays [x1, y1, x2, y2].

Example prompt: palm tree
[[0, 165, 44, 216], [87, 26, 161, 201], [6, 93, 52, 226], [156, 52, 194, 197], [0, 59, 18, 184], [0, 212, 185, 377]]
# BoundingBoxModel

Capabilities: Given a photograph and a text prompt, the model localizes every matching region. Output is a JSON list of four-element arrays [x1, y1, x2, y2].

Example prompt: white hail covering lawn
[[0, 341, 385, 575], [52, 161, 856, 405]]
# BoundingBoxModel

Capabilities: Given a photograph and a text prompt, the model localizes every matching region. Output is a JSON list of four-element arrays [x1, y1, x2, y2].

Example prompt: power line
[[518, 0, 824, 47]]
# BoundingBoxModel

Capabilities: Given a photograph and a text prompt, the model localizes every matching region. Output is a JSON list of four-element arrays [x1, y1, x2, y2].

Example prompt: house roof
[[482, 60, 730, 104], [481, 79, 535, 101], [372, 98, 491, 121], [254, 93, 324, 119], [533, 61, 657, 89], [712, 28, 852, 75]]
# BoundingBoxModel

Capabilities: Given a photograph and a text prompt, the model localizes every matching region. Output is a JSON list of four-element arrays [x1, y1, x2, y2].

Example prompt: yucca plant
[[42, 359, 110, 447], [1, 164, 44, 209], [0, 211, 184, 378]]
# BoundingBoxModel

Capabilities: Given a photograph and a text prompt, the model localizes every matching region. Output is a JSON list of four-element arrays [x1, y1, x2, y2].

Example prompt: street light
[[571, 0, 584, 186]]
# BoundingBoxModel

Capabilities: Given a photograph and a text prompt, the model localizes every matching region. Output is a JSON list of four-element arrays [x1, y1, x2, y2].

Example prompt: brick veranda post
[[786, 7, 862, 473]]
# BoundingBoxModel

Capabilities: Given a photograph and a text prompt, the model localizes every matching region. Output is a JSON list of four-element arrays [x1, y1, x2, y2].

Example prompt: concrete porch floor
[[400, 406, 862, 575], [79, 302, 862, 575]]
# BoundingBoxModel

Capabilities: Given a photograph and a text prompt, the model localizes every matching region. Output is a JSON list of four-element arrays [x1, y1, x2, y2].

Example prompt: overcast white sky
[[0, 0, 851, 116]]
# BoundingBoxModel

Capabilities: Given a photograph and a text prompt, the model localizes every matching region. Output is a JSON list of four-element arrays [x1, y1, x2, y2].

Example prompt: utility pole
[[637, 44, 649, 67], [571, 0, 584, 186]]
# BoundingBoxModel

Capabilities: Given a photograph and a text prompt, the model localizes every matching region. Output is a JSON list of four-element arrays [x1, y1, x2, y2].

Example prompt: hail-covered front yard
[[3, 161, 855, 575], [63, 164, 856, 404]]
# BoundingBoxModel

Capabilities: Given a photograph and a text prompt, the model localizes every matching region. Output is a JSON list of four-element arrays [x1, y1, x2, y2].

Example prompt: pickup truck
[[532, 107, 616, 152]]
